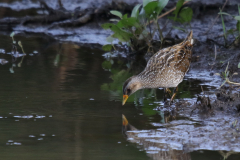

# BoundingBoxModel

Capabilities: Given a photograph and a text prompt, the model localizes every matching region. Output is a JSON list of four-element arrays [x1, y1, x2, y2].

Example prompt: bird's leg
[[169, 87, 178, 104], [163, 88, 173, 104], [166, 88, 172, 98], [163, 88, 167, 102]]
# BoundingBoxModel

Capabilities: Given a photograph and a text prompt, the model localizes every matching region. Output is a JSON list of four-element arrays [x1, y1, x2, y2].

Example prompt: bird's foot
[[163, 100, 171, 107]]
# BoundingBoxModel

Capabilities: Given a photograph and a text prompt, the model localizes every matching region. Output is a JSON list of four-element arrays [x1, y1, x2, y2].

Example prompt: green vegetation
[[102, 0, 193, 52], [168, 0, 193, 25], [219, 5, 240, 47], [215, 62, 240, 88], [9, 32, 27, 72]]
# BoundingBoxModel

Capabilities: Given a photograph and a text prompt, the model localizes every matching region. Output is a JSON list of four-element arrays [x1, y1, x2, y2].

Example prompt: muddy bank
[[122, 88, 240, 158]]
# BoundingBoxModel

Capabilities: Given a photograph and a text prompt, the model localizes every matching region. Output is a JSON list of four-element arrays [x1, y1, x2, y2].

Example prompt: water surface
[[0, 34, 151, 160]]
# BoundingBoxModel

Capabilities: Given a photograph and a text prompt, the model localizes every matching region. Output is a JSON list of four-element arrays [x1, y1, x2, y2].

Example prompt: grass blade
[[220, 9, 227, 45]]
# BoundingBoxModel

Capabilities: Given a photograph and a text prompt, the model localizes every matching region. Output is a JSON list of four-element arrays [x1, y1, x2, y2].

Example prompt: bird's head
[[122, 76, 142, 105]]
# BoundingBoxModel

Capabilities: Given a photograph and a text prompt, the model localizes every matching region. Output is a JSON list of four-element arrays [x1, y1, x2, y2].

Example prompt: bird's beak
[[122, 95, 128, 105]]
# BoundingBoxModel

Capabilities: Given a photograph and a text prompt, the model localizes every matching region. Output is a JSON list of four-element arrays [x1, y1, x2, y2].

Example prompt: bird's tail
[[183, 30, 194, 46]]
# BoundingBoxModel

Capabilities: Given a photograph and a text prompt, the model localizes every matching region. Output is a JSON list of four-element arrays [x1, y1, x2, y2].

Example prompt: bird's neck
[[137, 72, 159, 89], [131, 76, 144, 90]]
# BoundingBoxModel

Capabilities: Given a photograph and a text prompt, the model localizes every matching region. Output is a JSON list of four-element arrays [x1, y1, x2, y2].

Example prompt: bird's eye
[[127, 89, 131, 94]]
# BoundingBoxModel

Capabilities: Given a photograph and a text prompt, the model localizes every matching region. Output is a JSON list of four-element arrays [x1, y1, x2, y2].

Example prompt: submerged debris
[[0, 59, 8, 65], [190, 94, 212, 116]]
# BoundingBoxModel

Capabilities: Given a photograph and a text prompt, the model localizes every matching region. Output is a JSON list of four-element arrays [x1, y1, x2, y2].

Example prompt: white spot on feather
[[191, 39, 194, 44]]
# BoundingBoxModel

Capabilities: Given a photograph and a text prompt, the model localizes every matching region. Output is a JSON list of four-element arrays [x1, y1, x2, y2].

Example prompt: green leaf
[[112, 32, 132, 42], [144, 1, 159, 19], [220, 9, 226, 40], [110, 19, 119, 22], [143, 0, 169, 19], [117, 17, 140, 28], [218, 11, 232, 17], [238, 62, 240, 68], [102, 44, 112, 51], [234, 16, 240, 21], [123, 14, 128, 19], [131, 4, 142, 18], [102, 60, 112, 69], [138, 7, 147, 22], [237, 21, 240, 33], [173, 0, 184, 20], [101, 23, 114, 30], [168, 16, 183, 23], [143, 0, 152, 7], [110, 10, 122, 18], [157, 0, 169, 15], [109, 25, 133, 42], [179, 7, 193, 23], [106, 36, 114, 43]]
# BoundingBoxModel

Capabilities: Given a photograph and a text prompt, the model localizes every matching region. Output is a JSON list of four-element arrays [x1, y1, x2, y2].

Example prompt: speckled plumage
[[137, 31, 193, 88], [122, 31, 193, 104]]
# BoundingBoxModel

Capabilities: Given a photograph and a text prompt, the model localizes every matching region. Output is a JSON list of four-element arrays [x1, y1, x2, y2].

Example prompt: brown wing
[[138, 31, 193, 83], [172, 42, 193, 73], [138, 46, 177, 80], [139, 42, 193, 81]]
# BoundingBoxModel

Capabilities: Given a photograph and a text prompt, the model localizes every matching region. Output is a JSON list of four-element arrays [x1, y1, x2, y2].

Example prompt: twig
[[148, 1, 190, 25], [157, 1, 190, 20], [156, 21, 164, 43], [204, 0, 229, 34], [201, 86, 204, 94], [209, 45, 217, 70], [226, 79, 240, 86], [214, 44, 217, 60]]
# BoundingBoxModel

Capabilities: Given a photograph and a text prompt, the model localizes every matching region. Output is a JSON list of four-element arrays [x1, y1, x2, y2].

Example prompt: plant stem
[[238, 4, 240, 35], [156, 20, 164, 43], [205, 0, 229, 34], [220, 8, 227, 46], [226, 79, 240, 86]]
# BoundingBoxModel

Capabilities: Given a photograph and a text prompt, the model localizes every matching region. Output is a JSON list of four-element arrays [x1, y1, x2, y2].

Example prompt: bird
[[122, 31, 194, 105]]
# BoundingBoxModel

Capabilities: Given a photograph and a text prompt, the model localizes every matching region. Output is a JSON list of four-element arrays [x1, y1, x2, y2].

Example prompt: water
[[0, 34, 151, 160], [0, 34, 239, 160]]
